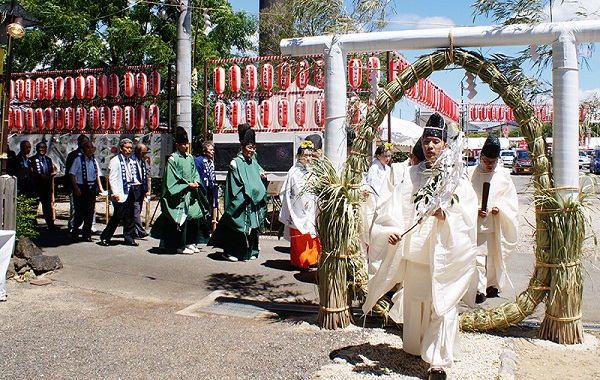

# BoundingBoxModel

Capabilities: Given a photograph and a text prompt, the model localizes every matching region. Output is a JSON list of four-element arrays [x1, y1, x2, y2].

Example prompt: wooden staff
[[481, 181, 490, 212], [212, 207, 217, 231]]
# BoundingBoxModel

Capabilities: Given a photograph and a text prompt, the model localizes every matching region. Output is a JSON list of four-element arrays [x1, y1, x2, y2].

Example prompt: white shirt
[[69, 156, 102, 185]]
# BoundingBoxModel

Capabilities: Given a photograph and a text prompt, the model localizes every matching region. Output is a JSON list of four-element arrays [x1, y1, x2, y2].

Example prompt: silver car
[[499, 149, 516, 167]]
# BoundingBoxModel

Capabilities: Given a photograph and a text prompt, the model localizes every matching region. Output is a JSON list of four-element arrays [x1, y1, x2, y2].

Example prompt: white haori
[[279, 162, 317, 239], [468, 164, 519, 292], [360, 160, 392, 249]]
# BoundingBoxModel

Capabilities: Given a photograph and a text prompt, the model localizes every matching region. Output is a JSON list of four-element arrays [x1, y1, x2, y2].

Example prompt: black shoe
[[124, 237, 139, 246], [137, 232, 149, 238], [428, 368, 446, 380], [475, 292, 487, 304], [82, 236, 93, 242], [486, 286, 500, 298], [71, 235, 79, 243], [98, 238, 110, 247]]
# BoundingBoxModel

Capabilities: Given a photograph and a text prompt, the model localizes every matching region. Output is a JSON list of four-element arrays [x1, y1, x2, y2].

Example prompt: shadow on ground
[[205, 272, 302, 300]]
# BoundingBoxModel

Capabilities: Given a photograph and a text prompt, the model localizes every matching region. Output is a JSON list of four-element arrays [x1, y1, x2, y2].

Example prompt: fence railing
[[0, 175, 17, 230]]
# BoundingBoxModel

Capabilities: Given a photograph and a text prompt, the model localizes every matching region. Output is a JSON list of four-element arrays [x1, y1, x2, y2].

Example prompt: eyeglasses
[[245, 145, 256, 150]]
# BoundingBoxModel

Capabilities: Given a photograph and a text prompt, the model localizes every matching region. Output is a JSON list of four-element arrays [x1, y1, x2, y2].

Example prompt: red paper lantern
[[348, 58, 362, 89], [214, 100, 225, 129], [135, 104, 146, 131], [388, 59, 400, 81], [75, 106, 87, 130], [44, 107, 54, 131], [213, 66, 226, 95], [111, 105, 122, 131], [229, 99, 242, 127], [229, 64, 241, 93], [277, 98, 289, 127], [108, 73, 120, 98], [136, 72, 147, 98], [295, 60, 309, 90], [54, 107, 64, 131], [88, 106, 100, 130], [8, 80, 14, 100], [75, 75, 86, 100], [24, 108, 35, 132], [294, 97, 307, 127], [24, 78, 35, 102], [314, 97, 325, 127], [15, 79, 25, 102], [85, 75, 96, 99], [259, 99, 272, 127], [55, 76, 65, 101], [278, 62, 291, 91], [244, 64, 257, 93], [148, 70, 161, 97], [44, 77, 55, 101], [64, 107, 75, 131], [8, 108, 14, 131], [34, 108, 44, 131], [313, 59, 325, 89], [99, 106, 111, 130], [123, 106, 135, 131], [14, 108, 24, 132], [366, 55, 380, 83], [245, 99, 258, 127], [148, 104, 159, 130], [97, 74, 109, 99], [260, 62, 274, 92], [123, 72, 136, 97], [64, 76, 75, 100]]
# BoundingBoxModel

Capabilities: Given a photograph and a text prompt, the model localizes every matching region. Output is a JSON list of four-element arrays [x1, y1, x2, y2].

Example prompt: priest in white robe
[[468, 134, 518, 303], [363, 113, 478, 380]]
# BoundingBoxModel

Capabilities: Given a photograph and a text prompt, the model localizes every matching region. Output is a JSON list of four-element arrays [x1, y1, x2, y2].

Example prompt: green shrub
[[16, 195, 39, 240]]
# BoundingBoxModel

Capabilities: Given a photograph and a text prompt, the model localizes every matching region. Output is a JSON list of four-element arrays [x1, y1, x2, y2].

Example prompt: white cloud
[[551, 0, 600, 22], [386, 14, 455, 30], [580, 88, 600, 101]]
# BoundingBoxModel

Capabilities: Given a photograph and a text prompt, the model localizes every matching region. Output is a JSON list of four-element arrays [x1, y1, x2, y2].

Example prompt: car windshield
[[501, 152, 513, 156], [517, 151, 529, 159]]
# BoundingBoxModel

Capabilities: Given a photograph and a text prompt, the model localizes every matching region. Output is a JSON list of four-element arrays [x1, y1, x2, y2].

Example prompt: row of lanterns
[[8, 104, 160, 132], [468, 103, 553, 122], [213, 60, 324, 94], [214, 97, 325, 129], [9, 70, 161, 102]]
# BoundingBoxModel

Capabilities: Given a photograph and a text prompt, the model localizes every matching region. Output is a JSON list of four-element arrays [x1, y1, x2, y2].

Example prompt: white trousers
[[403, 261, 460, 369], [476, 234, 499, 293]]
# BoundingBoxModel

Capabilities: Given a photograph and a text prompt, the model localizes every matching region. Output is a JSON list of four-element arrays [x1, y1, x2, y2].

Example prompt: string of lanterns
[[8, 69, 163, 133]]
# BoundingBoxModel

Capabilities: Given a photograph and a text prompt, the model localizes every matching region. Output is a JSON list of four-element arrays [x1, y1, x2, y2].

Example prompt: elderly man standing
[[28, 141, 56, 230], [7, 140, 33, 197], [99, 138, 139, 247], [194, 141, 218, 235], [132, 143, 152, 238], [69, 141, 104, 242], [363, 113, 478, 380], [468, 134, 518, 303], [65, 134, 90, 233]]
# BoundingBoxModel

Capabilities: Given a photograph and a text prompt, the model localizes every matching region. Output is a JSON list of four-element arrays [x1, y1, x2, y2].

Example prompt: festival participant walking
[[468, 134, 518, 303], [99, 138, 139, 247], [7, 140, 33, 197], [209, 124, 267, 262], [132, 143, 151, 238], [151, 127, 210, 254], [194, 141, 218, 233], [28, 141, 56, 230], [69, 142, 104, 242], [363, 113, 478, 380], [278, 141, 320, 269]]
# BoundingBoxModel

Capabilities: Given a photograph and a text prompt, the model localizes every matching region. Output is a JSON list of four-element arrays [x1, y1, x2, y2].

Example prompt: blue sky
[[227, 0, 600, 120]]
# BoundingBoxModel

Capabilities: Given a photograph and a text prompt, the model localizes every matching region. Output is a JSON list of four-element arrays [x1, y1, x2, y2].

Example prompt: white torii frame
[[280, 20, 600, 196]]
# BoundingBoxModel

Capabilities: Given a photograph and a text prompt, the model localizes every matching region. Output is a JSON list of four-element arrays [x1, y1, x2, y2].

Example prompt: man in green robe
[[209, 125, 267, 261], [151, 127, 209, 254]]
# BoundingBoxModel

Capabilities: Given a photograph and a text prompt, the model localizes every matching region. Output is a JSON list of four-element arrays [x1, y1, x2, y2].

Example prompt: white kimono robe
[[363, 162, 478, 369], [360, 160, 391, 260], [468, 164, 519, 293], [279, 162, 317, 239]]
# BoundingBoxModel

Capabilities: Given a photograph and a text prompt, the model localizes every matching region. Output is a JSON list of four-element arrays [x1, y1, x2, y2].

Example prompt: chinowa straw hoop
[[311, 48, 588, 344]]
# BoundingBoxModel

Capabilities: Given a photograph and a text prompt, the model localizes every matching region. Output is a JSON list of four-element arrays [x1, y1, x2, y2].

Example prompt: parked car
[[499, 149, 516, 167], [590, 147, 600, 174], [579, 150, 591, 169], [512, 148, 532, 175]]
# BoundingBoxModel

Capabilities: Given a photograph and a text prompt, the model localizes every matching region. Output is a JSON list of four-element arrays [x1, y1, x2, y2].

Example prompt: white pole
[[552, 32, 580, 198], [176, 0, 193, 141], [323, 42, 348, 172]]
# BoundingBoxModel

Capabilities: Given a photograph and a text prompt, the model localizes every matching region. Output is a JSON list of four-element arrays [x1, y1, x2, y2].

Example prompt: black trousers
[[36, 187, 54, 228], [72, 184, 97, 239], [132, 189, 146, 237], [101, 187, 139, 241]]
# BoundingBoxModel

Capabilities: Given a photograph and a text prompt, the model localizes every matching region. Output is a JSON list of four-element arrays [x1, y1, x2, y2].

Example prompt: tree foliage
[[259, 0, 395, 56]]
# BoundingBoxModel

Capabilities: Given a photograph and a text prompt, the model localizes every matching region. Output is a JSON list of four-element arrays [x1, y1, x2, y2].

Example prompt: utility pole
[[176, 0, 193, 142]]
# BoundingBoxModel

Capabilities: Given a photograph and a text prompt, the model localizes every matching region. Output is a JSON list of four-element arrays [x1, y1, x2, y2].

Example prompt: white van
[[499, 149, 516, 167]]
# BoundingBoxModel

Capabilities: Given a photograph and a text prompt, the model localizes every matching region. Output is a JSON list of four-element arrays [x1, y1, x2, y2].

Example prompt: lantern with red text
[[44, 107, 54, 131], [88, 106, 100, 130], [259, 99, 272, 128], [55, 76, 65, 101], [135, 105, 146, 131], [348, 96, 360, 125], [314, 97, 325, 127], [85, 75, 96, 99], [295, 60, 309, 90], [366, 55, 380, 84], [214, 100, 226, 129], [229, 99, 242, 127], [75, 75, 86, 100], [277, 98, 289, 127], [111, 105, 122, 131], [313, 59, 325, 89], [24, 78, 35, 102], [124, 106, 135, 131], [15, 79, 25, 101], [108, 73, 120, 98], [13, 108, 24, 132], [24, 107, 35, 132], [348, 58, 362, 89], [123, 72, 135, 97], [99, 106, 111, 130], [148, 104, 159, 130], [64, 76, 75, 100], [75, 106, 87, 130], [278, 62, 291, 91], [260, 62, 274, 92], [148, 70, 161, 97], [229, 64, 241, 93], [136, 72, 147, 98], [213, 66, 226, 95], [54, 107, 64, 131], [97, 74, 109, 99], [245, 99, 258, 127], [64, 107, 75, 131], [294, 97, 307, 127], [8, 108, 14, 131], [35, 108, 44, 132], [34, 77, 44, 100], [244, 64, 257, 93]]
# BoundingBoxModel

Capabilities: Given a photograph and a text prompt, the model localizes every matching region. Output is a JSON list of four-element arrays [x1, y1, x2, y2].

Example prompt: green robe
[[209, 152, 267, 260], [151, 151, 210, 248]]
